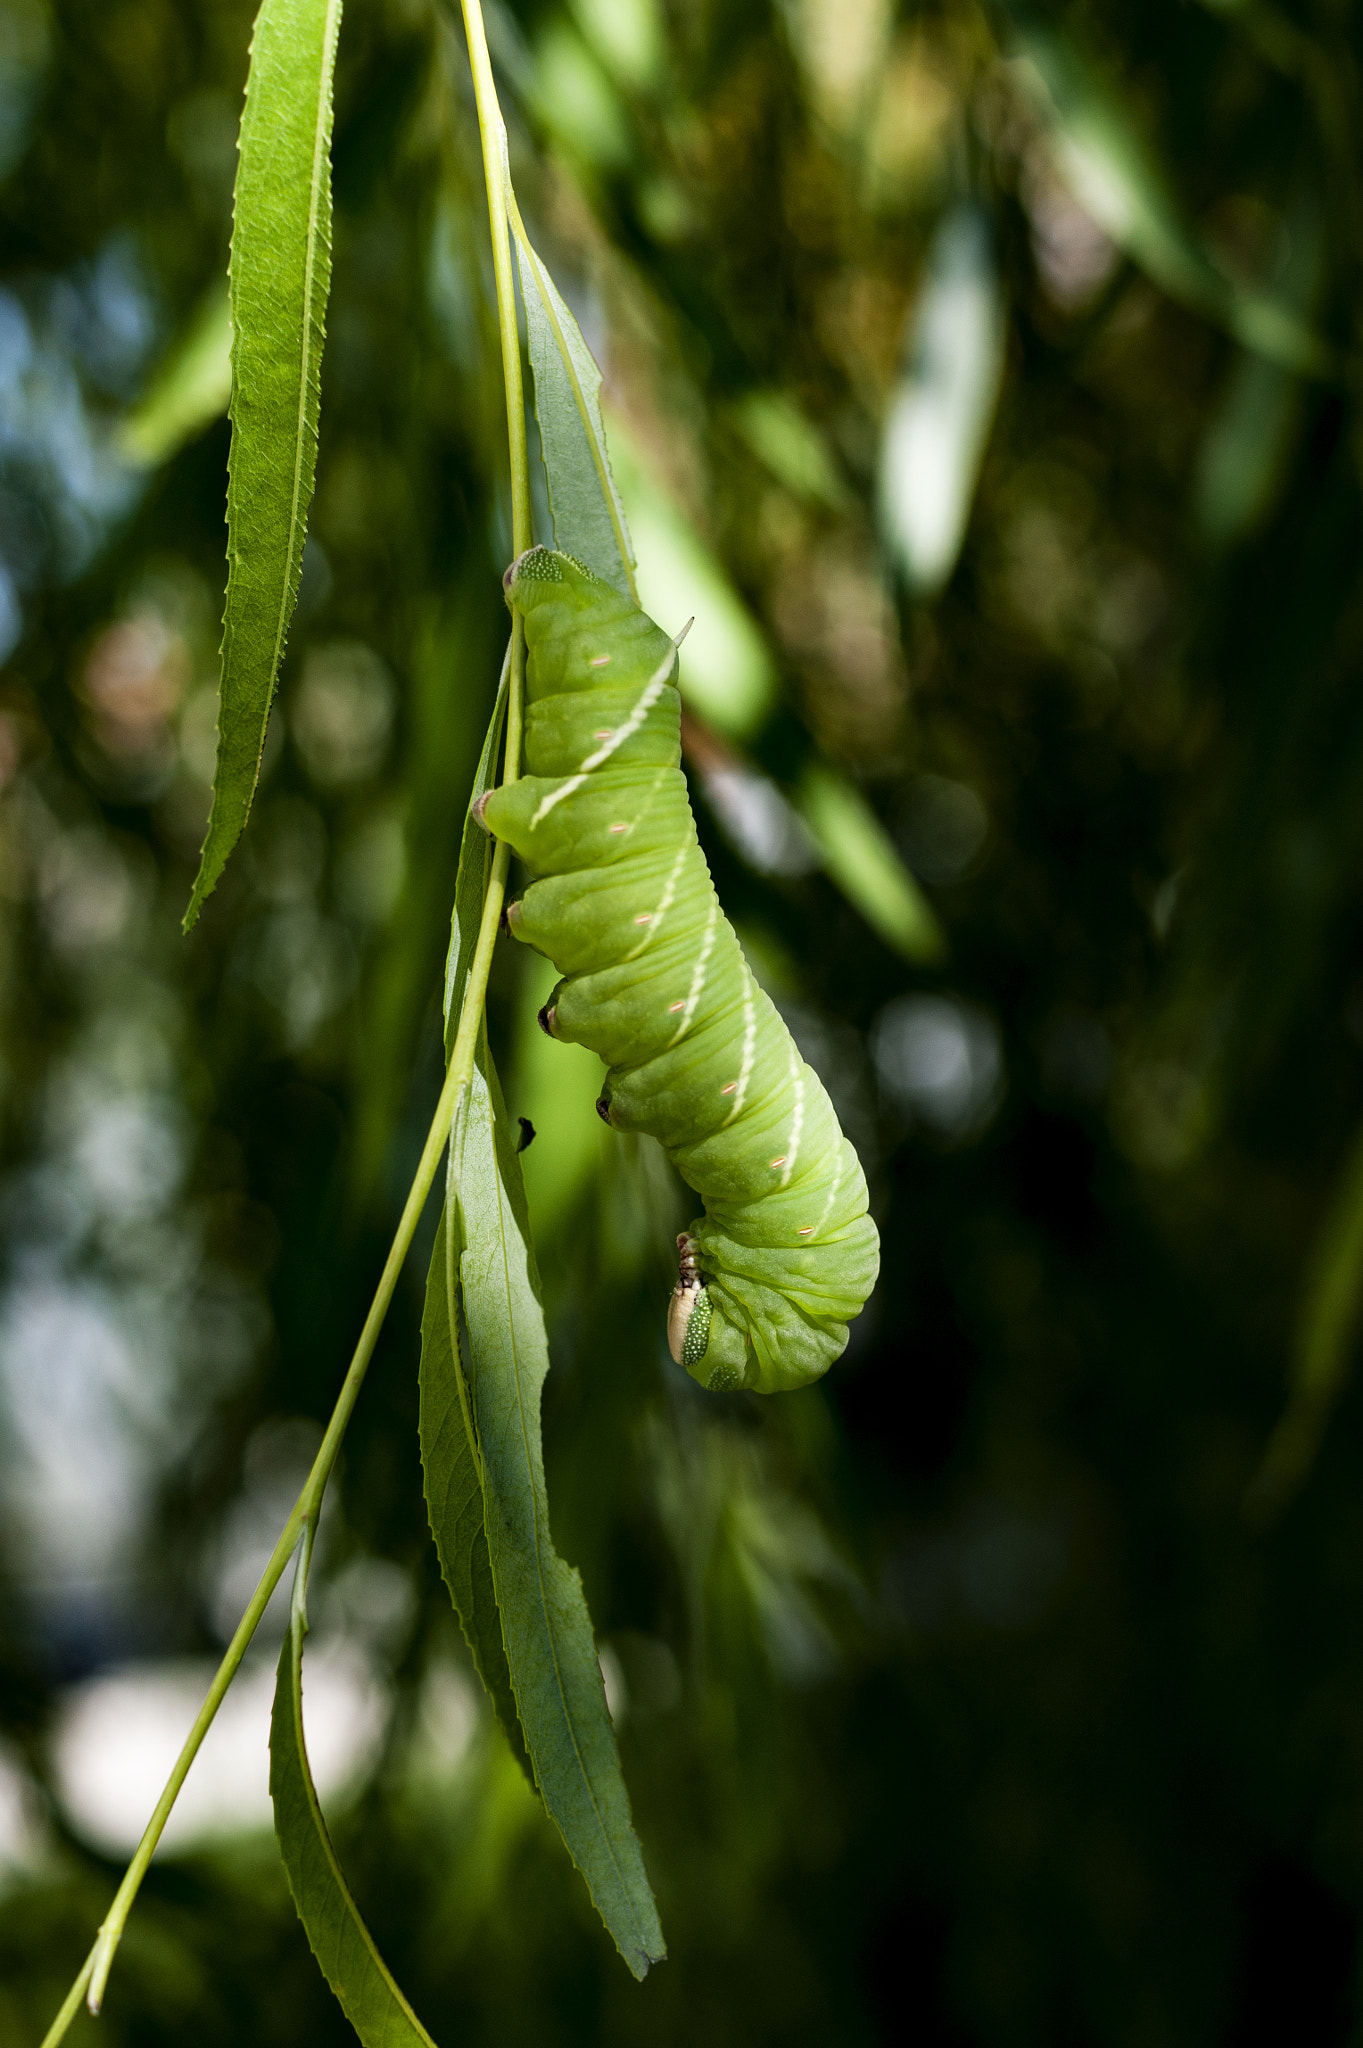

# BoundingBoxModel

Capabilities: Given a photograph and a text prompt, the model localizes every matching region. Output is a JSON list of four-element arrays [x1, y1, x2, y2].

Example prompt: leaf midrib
[[264, 0, 340, 753], [510, 210, 637, 603]]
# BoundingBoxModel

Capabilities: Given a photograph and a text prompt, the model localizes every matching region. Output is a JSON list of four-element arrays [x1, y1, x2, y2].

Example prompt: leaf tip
[[181, 846, 222, 934]]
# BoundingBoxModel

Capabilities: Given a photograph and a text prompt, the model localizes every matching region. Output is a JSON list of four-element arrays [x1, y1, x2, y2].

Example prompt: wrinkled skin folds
[[483, 547, 879, 1393]]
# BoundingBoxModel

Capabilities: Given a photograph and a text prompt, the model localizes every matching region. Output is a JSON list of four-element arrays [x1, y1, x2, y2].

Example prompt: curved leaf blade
[[270, 1535, 437, 2048], [510, 201, 635, 596], [420, 655, 662, 1966], [1009, 13, 1333, 379], [798, 763, 944, 963], [119, 284, 232, 469], [185, 0, 343, 929], [420, 654, 526, 1763], [454, 1049, 666, 1979], [604, 409, 776, 740], [420, 1203, 529, 1770], [878, 203, 1005, 598]]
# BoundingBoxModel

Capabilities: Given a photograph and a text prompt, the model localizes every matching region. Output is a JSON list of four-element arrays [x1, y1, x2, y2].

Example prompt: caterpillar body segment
[[482, 546, 879, 1394]]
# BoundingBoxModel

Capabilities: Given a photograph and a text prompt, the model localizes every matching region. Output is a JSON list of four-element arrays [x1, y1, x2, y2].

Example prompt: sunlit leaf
[[119, 284, 232, 468], [606, 408, 776, 740], [732, 390, 847, 511], [568, 0, 666, 92], [510, 200, 635, 595], [797, 763, 944, 963], [879, 203, 1005, 597], [1010, 13, 1333, 378], [530, 21, 631, 173], [270, 1531, 437, 2047], [184, 0, 343, 928]]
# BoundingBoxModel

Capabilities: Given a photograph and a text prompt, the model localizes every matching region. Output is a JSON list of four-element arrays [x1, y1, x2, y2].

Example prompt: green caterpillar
[[479, 547, 879, 1394]]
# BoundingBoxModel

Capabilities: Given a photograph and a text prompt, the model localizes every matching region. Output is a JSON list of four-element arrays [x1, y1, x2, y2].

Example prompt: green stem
[[459, 0, 531, 561], [38, 1960, 95, 2048], [460, 0, 529, 770], [42, 836, 513, 2045]]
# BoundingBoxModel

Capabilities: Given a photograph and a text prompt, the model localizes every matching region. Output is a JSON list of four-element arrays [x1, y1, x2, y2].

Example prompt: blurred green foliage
[[2, 1, 1363, 2043]]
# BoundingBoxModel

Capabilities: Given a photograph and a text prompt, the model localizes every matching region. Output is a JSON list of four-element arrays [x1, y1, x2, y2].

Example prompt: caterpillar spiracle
[[479, 547, 879, 1394]]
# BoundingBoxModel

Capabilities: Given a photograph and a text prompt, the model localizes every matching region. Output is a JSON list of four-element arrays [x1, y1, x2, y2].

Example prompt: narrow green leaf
[[420, 1202, 529, 1769], [797, 763, 944, 964], [453, 1048, 666, 1979], [605, 408, 777, 740], [418, 651, 662, 1968], [1193, 199, 1325, 548], [185, 0, 343, 929], [270, 1532, 437, 2047], [119, 284, 232, 469], [510, 202, 635, 596], [879, 203, 1006, 597], [419, 654, 527, 1761], [1009, 12, 1334, 379], [732, 390, 847, 511]]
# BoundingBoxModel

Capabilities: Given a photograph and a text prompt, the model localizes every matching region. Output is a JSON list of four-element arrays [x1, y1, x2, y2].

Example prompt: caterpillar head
[[503, 544, 598, 606], [503, 544, 565, 595]]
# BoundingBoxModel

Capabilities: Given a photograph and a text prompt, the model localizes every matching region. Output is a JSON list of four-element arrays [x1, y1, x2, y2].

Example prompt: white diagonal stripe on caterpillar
[[797, 1155, 846, 1240], [530, 770, 588, 827], [623, 830, 694, 960], [527, 635, 681, 828], [724, 968, 757, 1124], [572, 660, 674, 774], [780, 1050, 805, 1188], [667, 898, 719, 1045]]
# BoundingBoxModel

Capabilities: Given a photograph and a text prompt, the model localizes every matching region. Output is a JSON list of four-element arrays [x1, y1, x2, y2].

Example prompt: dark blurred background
[[2, 0, 1363, 2041]]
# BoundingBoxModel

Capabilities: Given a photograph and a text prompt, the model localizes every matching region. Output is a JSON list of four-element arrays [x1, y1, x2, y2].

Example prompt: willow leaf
[[420, 657, 527, 1764], [185, 0, 343, 929], [454, 1048, 666, 1979], [420, 1203, 528, 1769], [270, 1532, 437, 2047], [798, 764, 944, 963], [878, 203, 1005, 598], [119, 284, 232, 469], [509, 199, 635, 596], [1009, 12, 1332, 379], [428, 651, 662, 1965]]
